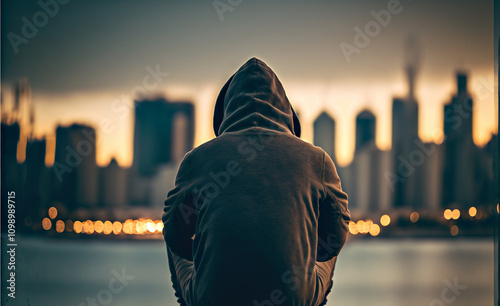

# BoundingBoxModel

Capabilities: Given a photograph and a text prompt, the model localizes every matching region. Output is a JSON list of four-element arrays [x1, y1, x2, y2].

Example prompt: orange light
[[155, 221, 164, 233], [147, 221, 156, 233], [410, 212, 419, 223], [113, 221, 122, 235], [84, 220, 94, 234], [123, 220, 133, 234], [369, 224, 380, 236], [103, 221, 113, 235], [469, 207, 477, 218], [48, 207, 58, 219], [363, 220, 372, 233], [349, 221, 358, 235], [356, 220, 366, 233], [380, 215, 390, 226], [451, 209, 460, 220], [74, 221, 83, 233], [42, 218, 52, 230], [444, 209, 452, 220], [55, 220, 65, 233], [94, 220, 104, 234], [450, 225, 459, 236]]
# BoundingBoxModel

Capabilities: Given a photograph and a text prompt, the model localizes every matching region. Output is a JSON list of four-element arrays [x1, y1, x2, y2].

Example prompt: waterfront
[[1, 236, 493, 306]]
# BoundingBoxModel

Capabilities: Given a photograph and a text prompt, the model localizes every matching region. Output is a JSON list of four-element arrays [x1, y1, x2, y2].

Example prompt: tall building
[[391, 37, 421, 209], [132, 98, 194, 176], [1, 122, 21, 193], [441, 72, 478, 208], [129, 98, 194, 206], [313, 112, 337, 163], [52, 124, 98, 209], [348, 109, 393, 212], [355, 110, 376, 153], [21, 138, 51, 222]]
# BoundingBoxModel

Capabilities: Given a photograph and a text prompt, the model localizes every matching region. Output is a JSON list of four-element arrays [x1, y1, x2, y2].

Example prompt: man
[[162, 58, 350, 306]]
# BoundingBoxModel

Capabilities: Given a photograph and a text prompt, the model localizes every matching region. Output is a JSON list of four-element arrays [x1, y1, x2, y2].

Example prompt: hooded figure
[[163, 58, 350, 306]]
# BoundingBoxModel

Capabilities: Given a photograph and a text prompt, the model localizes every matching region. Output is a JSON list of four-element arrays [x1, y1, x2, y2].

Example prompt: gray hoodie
[[163, 58, 350, 305]]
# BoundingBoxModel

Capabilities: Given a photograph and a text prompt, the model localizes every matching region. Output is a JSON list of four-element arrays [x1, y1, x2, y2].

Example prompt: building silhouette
[[132, 98, 194, 176], [53, 124, 98, 209], [313, 112, 337, 163], [129, 97, 195, 206], [355, 110, 376, 152], [391, 38, 421, 209], [442, 72, 485, 208]]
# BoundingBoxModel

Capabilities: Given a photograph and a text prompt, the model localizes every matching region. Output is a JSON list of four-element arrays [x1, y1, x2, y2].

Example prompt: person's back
[[163, 58, 350, 306]]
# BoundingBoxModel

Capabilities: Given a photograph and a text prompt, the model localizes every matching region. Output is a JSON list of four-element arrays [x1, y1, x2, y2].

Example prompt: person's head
[[213, 57, 301, 137]]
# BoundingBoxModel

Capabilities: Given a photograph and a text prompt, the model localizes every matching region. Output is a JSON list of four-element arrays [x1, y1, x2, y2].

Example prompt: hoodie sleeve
[[317, 151, 351, 262], [162, 153, 196, 261]]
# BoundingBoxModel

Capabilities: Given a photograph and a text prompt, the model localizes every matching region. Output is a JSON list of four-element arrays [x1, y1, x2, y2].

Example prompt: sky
[[1, 0, 496, 167]]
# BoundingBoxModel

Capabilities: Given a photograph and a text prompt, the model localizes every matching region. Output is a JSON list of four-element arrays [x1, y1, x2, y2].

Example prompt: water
[[2, 236, 494, 306]]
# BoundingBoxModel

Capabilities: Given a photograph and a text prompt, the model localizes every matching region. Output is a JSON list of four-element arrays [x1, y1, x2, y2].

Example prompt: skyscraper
[[53, 124, 98, 208], [441, 72, 477, 207], [22, 138, 50, 222], [350, 109, 393, 212], [391, 37, 421, 208], [313, 112, 337, 163], [132, 98, 194, 176], [355, 109, 376, 153]]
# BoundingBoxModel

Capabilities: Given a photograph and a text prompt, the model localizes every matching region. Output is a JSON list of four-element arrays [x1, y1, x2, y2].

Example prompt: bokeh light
[[147, 220, 156, 233], [124, 220, 133, 234], [113, 221, 122, 235], [84, 220, 95, 234], [450, 225, 459, 236], [155, 220, 164, 233], [380, 215, 390, 226], [469, 207, 477, 217], [356, 220, 366, 233], [410, 212, 419, 223], [444, 209, 452, 220], [451, 209, 460, 220], [369, 224, 380, 236], [48, 207, 58, 219], [55, 220, 65, 233], [349, 221, 358, 235], [42, 217, 52, 230], [94, 220, 104, 234], [363, 220, 372, 233], [103, 221, 113, 235], [74, 221, 83, 234]]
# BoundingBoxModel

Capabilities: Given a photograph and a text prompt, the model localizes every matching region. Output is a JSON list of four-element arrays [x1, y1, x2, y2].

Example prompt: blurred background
[[1, 0, 498, 305]]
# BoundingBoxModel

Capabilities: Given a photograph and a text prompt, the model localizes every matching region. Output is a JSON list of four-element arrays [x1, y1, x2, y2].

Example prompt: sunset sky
[[1, 0, 496, 167]]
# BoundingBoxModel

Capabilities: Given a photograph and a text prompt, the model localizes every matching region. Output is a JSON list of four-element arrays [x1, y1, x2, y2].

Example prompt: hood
[[213, 58, 301, 137]]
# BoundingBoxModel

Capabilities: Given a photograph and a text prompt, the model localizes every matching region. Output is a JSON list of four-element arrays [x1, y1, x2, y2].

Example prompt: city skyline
[[1, 0, 496, 167], [2, 69, 494, 214], [2, 67, 497, 168]]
